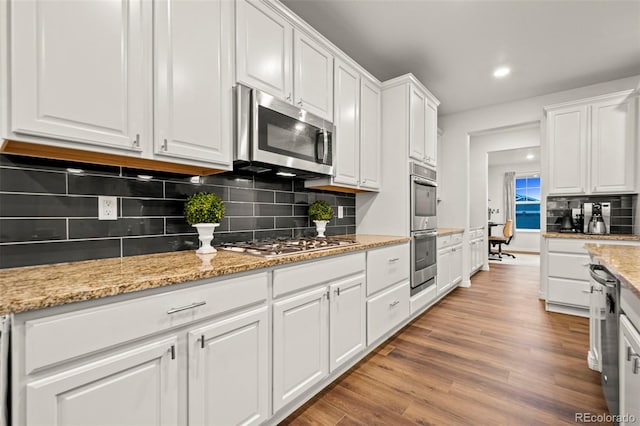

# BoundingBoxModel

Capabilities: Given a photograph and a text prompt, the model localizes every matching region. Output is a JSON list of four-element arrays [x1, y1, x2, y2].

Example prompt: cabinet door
[[273, 287, 328, 412], [154, 0, 232, 167], [236, 0, 292, 100], [437, 248, 451, 295], [188, 307, 268, 426], [11, 0, 147, 152], [329, 274, 365, 372], [333, 59, 360, 186], [359, 76, 382, 190], [590, 96, 636, 193], [425, 101, 438, 167], [547, 106, 588, 195], [409, 86, 426, 162], [26, 336, 179, 426], [451, 244, 463, 285], [293, 30, 333, 121], [620, 315, 640, 425]]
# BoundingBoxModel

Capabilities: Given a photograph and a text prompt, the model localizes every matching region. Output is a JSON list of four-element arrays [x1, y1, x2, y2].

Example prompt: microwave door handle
[[323, 128, 329, 164], [315, 131, 323, 162]]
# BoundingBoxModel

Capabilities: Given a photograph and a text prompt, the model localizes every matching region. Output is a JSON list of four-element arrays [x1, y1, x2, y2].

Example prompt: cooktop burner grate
[[220, 237, 358, 258]]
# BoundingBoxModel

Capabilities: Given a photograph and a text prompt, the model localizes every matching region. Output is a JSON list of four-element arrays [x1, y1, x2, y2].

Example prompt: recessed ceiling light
[[276, 171, 296, 177], [493, 67, 511, 78], [526, 154, 534, 160], [137, 174, 153, 181], [66, 168, 84, 174], [190, 176, 201, 184]]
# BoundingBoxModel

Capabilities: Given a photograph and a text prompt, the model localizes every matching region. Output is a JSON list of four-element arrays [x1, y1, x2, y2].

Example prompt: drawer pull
[[389, 300, 400, 307], [200, 335, 205, 349], [170, 345, 176, 360], [167, 301, 206, 314], [388, 258, 400, 263]]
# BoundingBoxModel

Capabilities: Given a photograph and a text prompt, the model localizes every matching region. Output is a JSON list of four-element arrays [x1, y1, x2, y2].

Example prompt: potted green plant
[[308, 200, 333, 238], [184, 192, 225, 254]]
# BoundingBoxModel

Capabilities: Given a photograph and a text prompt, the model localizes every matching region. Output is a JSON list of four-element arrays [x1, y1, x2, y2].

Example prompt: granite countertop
[[0, 234, 409, 316], [438, 228, 465, 236], [584, 244, 640, 299], [543, 232, 640, 241]]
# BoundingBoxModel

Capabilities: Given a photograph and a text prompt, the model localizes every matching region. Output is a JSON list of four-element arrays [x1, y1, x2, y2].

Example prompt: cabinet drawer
[[366, 243, 410, 296], [548, 252, 591, 281], [547, 277, 590, 307], [547, 238, 589, 254], [450, 232, 463, 245], [24, 272, 268, 374], [273, 252, 365, 298], [367, 281, 409, 345], [437, 235, 451, 249]]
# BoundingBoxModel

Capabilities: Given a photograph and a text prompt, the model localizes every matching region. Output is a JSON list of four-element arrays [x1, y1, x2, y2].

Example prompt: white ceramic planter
[[313, 220, 329, 238], [193, 223, 220, 254]]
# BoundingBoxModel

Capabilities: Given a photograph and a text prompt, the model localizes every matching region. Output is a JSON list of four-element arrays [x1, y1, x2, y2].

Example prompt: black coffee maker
[[559, 211, 576, 233]]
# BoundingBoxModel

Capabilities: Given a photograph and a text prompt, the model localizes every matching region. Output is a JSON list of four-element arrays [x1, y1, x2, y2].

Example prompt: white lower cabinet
[[367, 281, 410, 345], [437, 233, 463, 296], [26, 336, 179, 426], [188, 307, 268, 426], [620, 314, 640, 425], [273, 287, 329, 412], [272, 272, 366, 412]]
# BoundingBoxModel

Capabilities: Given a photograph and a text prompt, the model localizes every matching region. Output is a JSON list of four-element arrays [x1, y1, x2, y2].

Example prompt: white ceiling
[[488, 147, 540, 167], [281, 0, 640, 115]]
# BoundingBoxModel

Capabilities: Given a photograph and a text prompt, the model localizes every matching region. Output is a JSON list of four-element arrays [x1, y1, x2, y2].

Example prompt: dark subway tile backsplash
[[546, 194, 636, 234], [0, 154, 355, 268]]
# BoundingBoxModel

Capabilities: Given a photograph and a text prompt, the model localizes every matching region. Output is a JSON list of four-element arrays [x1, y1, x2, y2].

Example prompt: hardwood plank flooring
[[281, 260, 611, 425]]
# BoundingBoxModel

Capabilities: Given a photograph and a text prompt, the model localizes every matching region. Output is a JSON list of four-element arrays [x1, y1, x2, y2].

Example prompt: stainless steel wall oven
[[410, 163, 437, 296]]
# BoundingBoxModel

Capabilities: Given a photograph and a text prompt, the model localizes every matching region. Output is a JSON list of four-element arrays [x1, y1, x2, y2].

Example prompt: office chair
[[488, 220, 516, 260]]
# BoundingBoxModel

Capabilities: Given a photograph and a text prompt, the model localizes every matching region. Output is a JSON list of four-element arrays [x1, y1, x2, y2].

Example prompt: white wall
[[437, 74, 640, 282], [488, 162, 541, 253]]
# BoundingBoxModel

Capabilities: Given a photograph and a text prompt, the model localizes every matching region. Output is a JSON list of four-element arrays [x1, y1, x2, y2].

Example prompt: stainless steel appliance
[[411, 162, 437, 231], [410, 162, 437, 296], [590, 264, 620, 418], [411, 230, 437, 296], [236, 84, 334, 177], [220, 237, 357, 258], [583, 202, 611, 235]]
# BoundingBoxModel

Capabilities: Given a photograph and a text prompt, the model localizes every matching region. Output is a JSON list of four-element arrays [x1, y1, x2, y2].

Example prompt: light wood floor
[[282, 260, 610, 425]]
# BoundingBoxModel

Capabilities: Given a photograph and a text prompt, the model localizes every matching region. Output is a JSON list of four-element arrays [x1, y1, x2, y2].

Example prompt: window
[[515, 176, 540, 230]]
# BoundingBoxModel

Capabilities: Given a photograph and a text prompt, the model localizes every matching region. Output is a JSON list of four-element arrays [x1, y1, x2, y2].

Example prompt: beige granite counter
[[438, 228, 465, 236], [0, 234, 409, 315], [543, 232, 640, 241], [584, 244, 640, 298]]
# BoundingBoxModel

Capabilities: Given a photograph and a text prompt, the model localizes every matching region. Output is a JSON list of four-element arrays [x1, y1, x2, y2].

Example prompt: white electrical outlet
[[338, 206, 344, 219], [98, 196, 118, 220]]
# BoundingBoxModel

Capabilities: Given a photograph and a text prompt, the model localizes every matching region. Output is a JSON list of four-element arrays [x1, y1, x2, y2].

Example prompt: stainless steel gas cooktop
[[220, 237, 358, 258]]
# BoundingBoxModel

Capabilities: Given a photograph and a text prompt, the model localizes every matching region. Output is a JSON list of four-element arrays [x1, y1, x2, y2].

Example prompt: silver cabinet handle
[[629, 347, 640, 374], [169, 345, 176, 360], [162, 138, 168, 151], [388, 257, 400, 263], [335, 287, 341, 296], [297, 100, 303, 106], [389, 300, 400, 307], [167, 301, 206, 314], [200, 335, 205, 349], [132, 133, 140, 148], [286, 93, 292, 101]]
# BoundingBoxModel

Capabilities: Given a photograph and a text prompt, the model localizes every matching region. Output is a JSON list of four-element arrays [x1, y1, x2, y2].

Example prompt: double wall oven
[[410, 163, 437, 296]]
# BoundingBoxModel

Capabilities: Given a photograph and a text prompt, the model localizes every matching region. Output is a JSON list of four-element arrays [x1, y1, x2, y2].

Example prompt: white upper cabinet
[[425, 100, 438, 167], [154, 0, 233, 167], [236, 0, 334, 121], [10, 0, 147, 153], [333, 59, 361, 187], [409, 86, 427, 162], [590, 95, 636, 193], [547, 105, 589, 195], [359, 75, 382, 190], [546, 91, 637, 195], [236, 0, 292, 101], [408, 83, 439, 168], [294, 30, 334, 121]]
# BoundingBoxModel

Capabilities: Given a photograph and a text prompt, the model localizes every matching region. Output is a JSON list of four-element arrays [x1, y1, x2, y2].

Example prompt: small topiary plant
[[308, 200, 333, 221], [184, 192, 225, 225]]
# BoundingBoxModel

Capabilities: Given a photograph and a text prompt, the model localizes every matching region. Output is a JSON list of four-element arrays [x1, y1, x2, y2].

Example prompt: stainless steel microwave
[[235, 85, 334, 177]]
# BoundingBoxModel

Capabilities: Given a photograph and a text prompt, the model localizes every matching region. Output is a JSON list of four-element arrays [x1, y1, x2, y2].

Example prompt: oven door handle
[[412, 176, 437, 187], [413, 230, 437, 238]]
